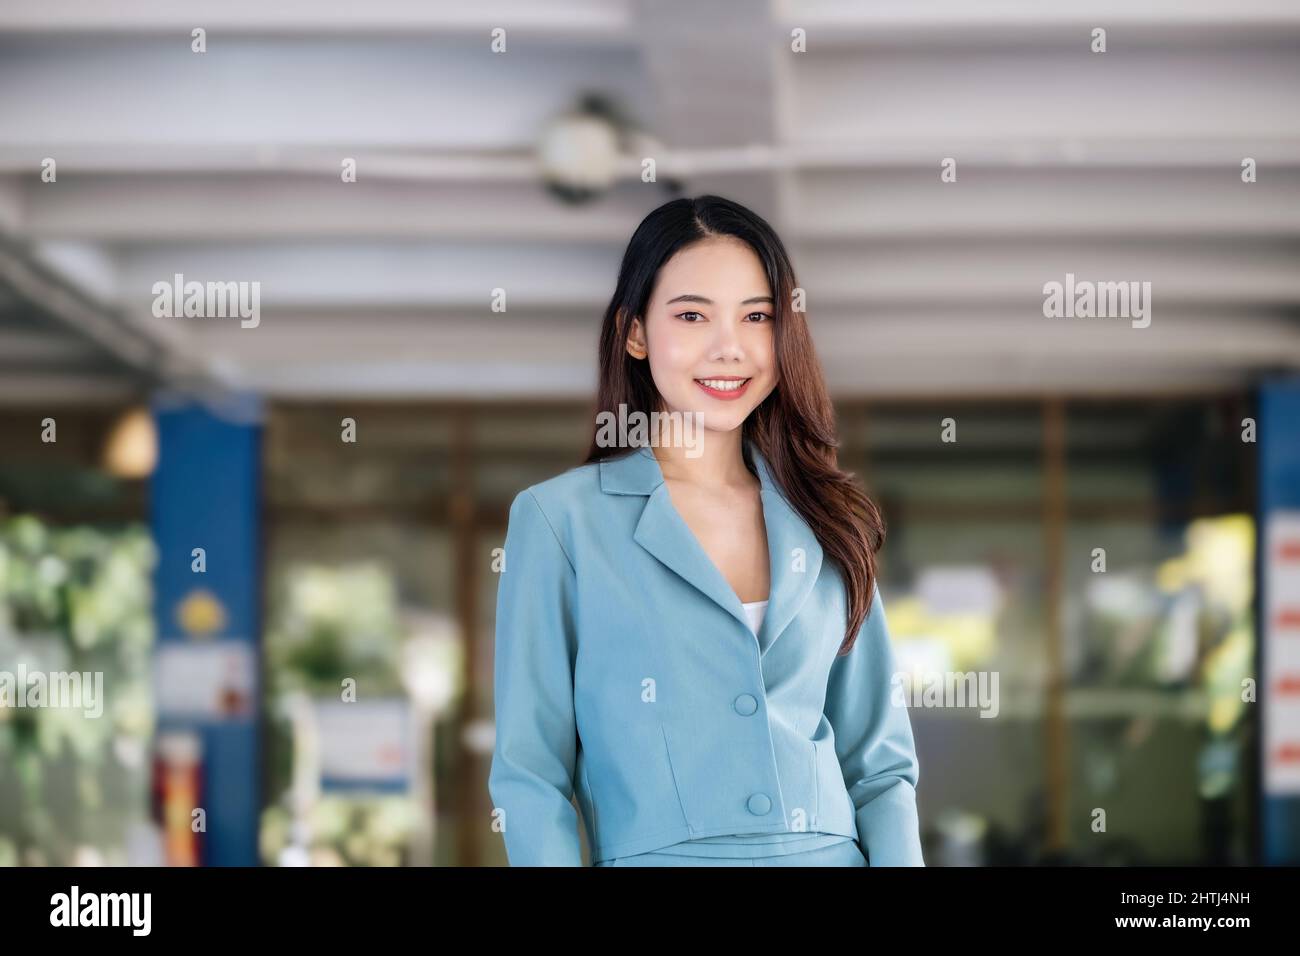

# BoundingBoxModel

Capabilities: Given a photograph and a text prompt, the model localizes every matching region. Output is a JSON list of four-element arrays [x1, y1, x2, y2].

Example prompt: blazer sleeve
[[487, 488, 584, 866], [823, 582, 925, 866]]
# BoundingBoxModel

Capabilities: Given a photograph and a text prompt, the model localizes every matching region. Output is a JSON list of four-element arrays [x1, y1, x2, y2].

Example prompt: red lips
[[694, 378, 752, 400]]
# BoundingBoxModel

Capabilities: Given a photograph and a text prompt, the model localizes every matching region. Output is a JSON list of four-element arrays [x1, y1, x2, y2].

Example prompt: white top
[[741, 599, 769, 636]]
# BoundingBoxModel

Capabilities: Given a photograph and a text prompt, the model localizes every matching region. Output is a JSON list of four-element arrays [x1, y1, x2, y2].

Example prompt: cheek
[[754, 332, 777, 376], [648, 332, 698, 376], [646, 340, 695, 407]]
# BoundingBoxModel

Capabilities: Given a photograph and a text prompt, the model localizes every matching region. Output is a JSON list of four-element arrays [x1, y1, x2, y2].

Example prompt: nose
[[707, 319, 744, 362]]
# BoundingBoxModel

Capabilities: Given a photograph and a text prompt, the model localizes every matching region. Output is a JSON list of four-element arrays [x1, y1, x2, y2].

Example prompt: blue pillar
[[150, 392, 264, 866], [1259, 380, 1300, 865]]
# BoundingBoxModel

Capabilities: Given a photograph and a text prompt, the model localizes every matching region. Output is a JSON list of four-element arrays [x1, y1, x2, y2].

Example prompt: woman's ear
[[624, 315, 648, 359]]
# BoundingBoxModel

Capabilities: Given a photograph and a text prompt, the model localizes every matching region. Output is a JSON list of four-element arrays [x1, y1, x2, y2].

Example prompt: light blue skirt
[[596, 839, 867, 867]]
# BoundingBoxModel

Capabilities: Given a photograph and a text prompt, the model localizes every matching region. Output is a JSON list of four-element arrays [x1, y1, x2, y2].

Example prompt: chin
[[698, 409, 751, 434]]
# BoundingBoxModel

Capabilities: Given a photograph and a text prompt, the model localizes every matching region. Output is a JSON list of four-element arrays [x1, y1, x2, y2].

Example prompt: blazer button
[[733, 693, 758, 716], [747, 792, 772, 815]]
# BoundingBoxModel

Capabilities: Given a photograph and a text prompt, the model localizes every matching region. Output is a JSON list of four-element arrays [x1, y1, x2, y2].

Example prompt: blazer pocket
[[811, 730, 852, 826], [811, 740, 822, 830], [580, 756, 599, 841], [659, 723, 694, 831]]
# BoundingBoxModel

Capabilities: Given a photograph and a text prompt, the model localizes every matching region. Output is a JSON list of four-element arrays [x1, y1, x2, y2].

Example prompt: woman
[[488, 195, 923, 867]]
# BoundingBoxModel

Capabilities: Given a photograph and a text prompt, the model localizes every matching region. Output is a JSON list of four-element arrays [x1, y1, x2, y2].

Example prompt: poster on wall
[[314, 698, 412, 793]]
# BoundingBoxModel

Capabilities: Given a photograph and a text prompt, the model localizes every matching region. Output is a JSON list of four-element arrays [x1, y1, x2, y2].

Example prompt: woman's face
[[627, 236, 779, 436]]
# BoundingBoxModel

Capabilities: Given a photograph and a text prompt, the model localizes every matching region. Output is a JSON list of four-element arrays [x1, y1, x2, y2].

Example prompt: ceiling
[[1, 0, 1298, 404]]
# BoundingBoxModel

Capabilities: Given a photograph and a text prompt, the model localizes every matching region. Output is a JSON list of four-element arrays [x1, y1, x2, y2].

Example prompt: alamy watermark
[[595, 403, 704, 457], [0, 664, 104, 718], [892, 669, 999, 718], [50, 886, 150, 935], [1042, 272, 1151, 328], [151, 273, 260, 328]]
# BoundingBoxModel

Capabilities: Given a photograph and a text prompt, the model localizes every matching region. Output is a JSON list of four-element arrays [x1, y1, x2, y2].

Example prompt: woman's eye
[[677, 311, 705, 322], [746, 312, 773, 322]]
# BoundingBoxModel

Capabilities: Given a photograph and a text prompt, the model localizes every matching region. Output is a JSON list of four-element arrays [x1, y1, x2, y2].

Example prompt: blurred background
[[1, 0, 1299, 867]]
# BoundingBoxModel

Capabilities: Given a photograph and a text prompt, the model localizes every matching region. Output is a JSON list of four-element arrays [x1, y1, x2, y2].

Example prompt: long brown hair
[[582, 195, 884, 655]]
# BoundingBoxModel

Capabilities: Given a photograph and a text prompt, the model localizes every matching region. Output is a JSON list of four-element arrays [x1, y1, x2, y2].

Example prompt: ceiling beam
[[0, 0, 636, 38], [0, 238, 234, 396]]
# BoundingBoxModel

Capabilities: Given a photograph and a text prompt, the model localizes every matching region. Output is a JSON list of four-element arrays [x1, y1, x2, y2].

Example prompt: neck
[[649, 428, 751, 488]]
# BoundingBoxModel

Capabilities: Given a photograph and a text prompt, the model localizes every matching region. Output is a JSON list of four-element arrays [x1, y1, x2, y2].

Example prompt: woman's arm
[[487, 488, 584, 866], [823, 582, 925, 866]]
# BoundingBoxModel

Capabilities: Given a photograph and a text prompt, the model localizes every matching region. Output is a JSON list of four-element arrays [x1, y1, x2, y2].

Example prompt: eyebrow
[[665, 294, 775, 306]]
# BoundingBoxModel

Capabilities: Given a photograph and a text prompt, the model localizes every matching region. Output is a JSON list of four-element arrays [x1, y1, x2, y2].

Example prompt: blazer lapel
[[599, 443, 825, 655], [751, 449, 824, 655], [634, 483, 752, 634]]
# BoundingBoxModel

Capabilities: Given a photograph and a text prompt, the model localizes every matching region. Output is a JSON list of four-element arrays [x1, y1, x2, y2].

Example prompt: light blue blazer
[[488, 441, 924, 866]]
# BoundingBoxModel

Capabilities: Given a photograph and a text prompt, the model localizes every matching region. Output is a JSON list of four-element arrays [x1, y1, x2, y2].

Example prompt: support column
[[150, 392, 264, 866]]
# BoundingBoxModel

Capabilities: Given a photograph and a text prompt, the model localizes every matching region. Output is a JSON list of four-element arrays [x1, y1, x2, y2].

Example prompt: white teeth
[[698, 378, 748, 391]]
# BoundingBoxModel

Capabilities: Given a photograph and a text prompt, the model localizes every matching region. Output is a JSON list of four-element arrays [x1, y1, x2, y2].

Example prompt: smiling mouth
[[695, 377, 750, 391], [694, 377, 752, 399]]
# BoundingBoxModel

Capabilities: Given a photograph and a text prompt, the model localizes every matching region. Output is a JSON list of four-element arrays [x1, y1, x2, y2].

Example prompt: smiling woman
[[622, 235, 778, 430], [488, 195, 922, 867]]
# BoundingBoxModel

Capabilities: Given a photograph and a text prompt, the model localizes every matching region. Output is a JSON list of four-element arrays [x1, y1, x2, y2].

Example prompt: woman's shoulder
[[512, 458, 604, 518], [511, 447, 659, 533]]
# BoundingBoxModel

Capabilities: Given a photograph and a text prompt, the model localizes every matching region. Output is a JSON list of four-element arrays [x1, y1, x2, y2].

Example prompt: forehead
[[652, 238, 769, 300]]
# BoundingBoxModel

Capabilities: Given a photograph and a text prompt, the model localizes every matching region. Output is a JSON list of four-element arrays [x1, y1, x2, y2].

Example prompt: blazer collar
[[599, 441, 825, 656]]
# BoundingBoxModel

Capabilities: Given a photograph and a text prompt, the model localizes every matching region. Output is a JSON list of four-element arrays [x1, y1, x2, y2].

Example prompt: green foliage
[[0, 515, 157, 865], [264, 562, 405, 697]]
